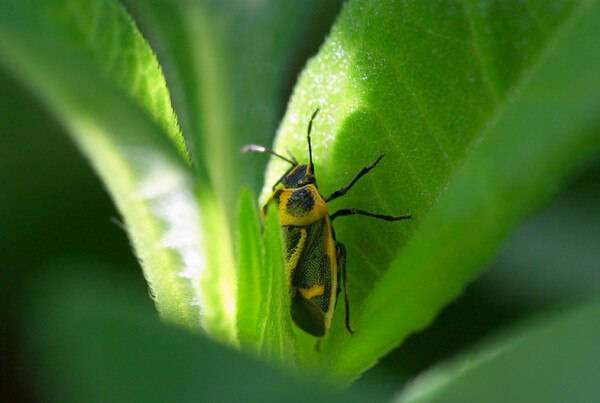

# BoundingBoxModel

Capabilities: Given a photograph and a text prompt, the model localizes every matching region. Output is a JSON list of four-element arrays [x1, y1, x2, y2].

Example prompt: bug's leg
[[325, 153, 385, 202], [337, 241, 354, 335], [331, 208, 412, 222]]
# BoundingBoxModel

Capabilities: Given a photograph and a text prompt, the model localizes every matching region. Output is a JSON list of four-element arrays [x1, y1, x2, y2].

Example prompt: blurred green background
[[2, 46, 599, 400]]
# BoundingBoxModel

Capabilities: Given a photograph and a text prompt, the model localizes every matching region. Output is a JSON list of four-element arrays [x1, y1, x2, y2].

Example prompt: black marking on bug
[[285, 188, 316, 217], [281, 165, 308, 188]]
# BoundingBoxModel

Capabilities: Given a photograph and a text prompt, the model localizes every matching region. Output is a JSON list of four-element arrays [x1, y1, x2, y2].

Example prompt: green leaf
[[262, 204, 297, 363], [396, 296, 600, 402], [236, 189, 266, 349], [0, 0, 236, 342], [123, 0, 345, 216], [237, 192, 296, 364], [20, 0, 188, 160], [265, 0, 600, 380]]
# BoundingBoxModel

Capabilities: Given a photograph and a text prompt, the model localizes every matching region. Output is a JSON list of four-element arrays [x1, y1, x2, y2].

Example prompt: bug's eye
[[299, 174, 315, 186]]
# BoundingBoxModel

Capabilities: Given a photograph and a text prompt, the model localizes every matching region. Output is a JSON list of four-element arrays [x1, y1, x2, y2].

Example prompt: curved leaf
[[19, 0, 187, 159], [266, 0, 600, 380], [0, 0, 237, 340]]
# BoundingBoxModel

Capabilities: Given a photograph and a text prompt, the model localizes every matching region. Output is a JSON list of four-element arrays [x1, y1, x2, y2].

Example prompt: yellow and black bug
[[243, 110, 411, 337]]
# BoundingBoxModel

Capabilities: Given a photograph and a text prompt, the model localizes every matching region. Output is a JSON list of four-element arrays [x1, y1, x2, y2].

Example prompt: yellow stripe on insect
[[299, 284, 325, 299], [287, 228, 307, 280]]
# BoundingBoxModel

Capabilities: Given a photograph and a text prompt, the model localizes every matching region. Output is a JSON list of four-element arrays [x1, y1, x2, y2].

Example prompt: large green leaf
[[18, 0, 187, 159], [265, 0, 600, 380], [0, 0, 236, 342]]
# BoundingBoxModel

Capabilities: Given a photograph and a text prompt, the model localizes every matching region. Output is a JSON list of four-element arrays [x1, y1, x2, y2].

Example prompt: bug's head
[[281, 163, 316, 188]]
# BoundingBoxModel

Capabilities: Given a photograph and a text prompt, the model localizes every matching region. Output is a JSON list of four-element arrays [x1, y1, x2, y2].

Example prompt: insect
[[243, 110, 411, 337]]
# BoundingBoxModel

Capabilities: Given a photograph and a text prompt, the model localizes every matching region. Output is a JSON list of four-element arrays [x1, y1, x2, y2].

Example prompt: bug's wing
[[290, 289, 326, 337], [287, 221, 333, 311], [285, 219, 336, 337]]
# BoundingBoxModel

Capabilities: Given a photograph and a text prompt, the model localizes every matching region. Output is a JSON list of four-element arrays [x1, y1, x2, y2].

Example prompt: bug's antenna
[[241, 144, 297, 166], [307, 109, 319, 169], [285, 148, 298, 165]]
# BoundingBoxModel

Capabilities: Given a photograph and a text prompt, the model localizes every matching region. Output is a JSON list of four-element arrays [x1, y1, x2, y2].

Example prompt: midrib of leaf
[[459, 1, 502, 103]]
